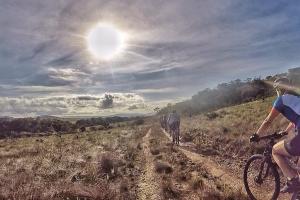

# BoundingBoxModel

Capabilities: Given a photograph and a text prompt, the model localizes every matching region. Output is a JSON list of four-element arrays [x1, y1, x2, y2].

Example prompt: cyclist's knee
[[272, 141, 289, 157], [272, 147, 278, 158]]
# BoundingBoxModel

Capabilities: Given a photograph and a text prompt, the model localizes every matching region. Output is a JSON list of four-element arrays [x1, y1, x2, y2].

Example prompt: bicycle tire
[[244, 154, 280, 200]]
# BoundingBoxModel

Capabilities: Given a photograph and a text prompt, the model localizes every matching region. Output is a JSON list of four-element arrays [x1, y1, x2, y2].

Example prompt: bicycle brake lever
[[275, 131, 288, 138]]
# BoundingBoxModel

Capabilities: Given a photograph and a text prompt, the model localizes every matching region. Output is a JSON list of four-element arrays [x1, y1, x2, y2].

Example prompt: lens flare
[[86, 23, 125, 60]]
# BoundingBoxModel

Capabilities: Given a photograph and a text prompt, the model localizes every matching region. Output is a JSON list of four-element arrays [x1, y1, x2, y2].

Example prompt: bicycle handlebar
[[253, 131, 288, 142]]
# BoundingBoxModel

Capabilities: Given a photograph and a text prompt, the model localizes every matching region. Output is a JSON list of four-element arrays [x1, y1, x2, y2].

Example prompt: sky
[[0, 0, 300, 117]]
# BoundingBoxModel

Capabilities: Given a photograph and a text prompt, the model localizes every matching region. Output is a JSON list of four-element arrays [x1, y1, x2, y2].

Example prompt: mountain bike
[[243, 131, 300, 200]]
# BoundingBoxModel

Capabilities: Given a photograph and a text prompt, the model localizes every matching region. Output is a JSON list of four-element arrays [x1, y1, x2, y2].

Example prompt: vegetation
[[2, 69, 300, 199], [0, 124, 148, 199], [180, 96, 289, 178], [160, 77, 277, 115], [0, 116, 145, 138]]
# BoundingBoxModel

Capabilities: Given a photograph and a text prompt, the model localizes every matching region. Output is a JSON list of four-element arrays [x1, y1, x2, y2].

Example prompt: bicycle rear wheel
[[244, 154, 280, 200]]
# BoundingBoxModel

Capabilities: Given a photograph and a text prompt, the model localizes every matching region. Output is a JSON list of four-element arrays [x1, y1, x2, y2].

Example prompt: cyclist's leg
[[177, 124, 180, 144], [175, 128, 178, 144], [171, 124, 175, 143], [272, 140, 297, 178]]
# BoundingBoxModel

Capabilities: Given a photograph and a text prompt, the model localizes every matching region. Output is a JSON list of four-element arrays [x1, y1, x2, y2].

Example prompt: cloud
[[45, 51, 80, 66], [18, 41, 50, 62], [0, 93, 150, 117], [1, 0, 300, 117], [24, 67, 90, 87], [134, 87, 177, 94], [128, 105, 138, 110]]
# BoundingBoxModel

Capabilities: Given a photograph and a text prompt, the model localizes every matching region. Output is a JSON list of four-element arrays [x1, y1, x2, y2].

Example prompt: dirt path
[[161, 129, 245, 193], [161, 128, 293, 200], [137, 128, 162, 200]]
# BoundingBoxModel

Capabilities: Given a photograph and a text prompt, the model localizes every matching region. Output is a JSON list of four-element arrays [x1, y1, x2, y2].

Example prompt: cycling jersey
[[273, 94, 300, 128], [168, 113, 180, 124]]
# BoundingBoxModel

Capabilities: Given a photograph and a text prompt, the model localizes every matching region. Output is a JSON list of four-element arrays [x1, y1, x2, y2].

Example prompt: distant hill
[[159, 67, 300, 116], [0, 115, 144, 138], [159, 77, 275, 116], [0, 116, 14, 121]]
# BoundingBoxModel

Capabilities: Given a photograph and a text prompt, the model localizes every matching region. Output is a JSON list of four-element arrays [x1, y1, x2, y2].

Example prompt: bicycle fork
[[255, 159, 271, 185]]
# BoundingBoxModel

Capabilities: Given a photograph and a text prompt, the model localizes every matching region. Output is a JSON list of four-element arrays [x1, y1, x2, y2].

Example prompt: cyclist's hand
[[250, 133, 260, 143], [277, 131, 288, 137]]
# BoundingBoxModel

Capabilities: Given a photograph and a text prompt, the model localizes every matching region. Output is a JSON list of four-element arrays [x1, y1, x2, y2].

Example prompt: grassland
[[180, 96, 292, 199], [0, 96, 293, 199], [0, 121, 150, 199], [181, 96, 289, 160], [0, 116, 250, 200]]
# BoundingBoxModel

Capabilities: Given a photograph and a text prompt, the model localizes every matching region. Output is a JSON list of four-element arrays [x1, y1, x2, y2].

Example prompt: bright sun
[[87, 23, 125, 60]]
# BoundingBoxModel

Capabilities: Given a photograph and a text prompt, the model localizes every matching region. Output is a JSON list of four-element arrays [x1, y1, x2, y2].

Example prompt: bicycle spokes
[[244, 155, 280, 200]]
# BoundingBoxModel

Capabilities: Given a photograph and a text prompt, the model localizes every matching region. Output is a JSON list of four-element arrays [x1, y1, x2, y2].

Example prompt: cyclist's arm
[[256, 107, 280, 136]]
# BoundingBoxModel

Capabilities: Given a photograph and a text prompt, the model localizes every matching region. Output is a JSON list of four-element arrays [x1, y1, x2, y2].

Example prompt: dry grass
[[0, 124, 149, 199], [161, 180, 181, 199], [180, 97, 290, 170], [190, 176, 204, 190]]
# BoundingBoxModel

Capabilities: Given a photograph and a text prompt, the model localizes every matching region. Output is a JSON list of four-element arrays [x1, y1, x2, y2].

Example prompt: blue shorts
[[284, 129, 300, 156]]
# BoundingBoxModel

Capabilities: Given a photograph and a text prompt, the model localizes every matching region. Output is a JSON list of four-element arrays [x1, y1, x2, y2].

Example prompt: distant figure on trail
[[160, 114, 167, 131], [251, 77, 300, 193], [167, 110, 180, 145]]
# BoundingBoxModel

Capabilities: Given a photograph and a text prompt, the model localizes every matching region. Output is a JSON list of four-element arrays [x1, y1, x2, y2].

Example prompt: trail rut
[[161, 128, 245, 194], [137, 128, 162, 200], [161, 128, 293, 200]]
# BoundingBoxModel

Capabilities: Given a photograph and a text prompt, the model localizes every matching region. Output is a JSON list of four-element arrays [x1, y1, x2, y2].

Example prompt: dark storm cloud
[[1, 0, 300, 116]]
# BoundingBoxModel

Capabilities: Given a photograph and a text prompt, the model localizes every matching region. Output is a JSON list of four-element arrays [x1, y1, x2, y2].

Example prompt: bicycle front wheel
[[244, 154, 280, 200]]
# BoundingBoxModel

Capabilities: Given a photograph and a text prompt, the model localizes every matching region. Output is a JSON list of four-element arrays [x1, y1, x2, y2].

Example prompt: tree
[[154, 107, 160, 113], [101, 94, 113, 109]]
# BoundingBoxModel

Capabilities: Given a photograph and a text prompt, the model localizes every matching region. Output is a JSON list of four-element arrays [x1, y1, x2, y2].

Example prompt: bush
[[162, 180, 180, 199], [181, 133, 193, 142], [155, 162, 173, 174], [205, 112, 218, 120], [98, 154, 114, 174], [131, 118, 144, 126], [150, 148, 160, 155]]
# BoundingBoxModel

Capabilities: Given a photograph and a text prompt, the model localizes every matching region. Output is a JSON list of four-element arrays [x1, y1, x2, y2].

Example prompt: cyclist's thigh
[[285, 134, 300, 156], [273, 140, 292, 157]]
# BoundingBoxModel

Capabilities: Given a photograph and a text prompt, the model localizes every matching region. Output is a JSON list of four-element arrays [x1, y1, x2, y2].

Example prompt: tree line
[[0, 116, 142, 138], [159, 76, 282, 116]]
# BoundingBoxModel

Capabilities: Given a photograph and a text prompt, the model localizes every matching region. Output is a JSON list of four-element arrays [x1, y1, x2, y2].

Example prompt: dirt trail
[[162, 128, 293, 200], [137, 128, 162, 200], [161, 129, 245, 193]]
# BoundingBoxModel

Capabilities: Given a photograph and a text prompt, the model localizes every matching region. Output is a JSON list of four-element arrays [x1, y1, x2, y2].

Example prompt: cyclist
[[167, 110, 180, 144], [251, 77, 300, 193]]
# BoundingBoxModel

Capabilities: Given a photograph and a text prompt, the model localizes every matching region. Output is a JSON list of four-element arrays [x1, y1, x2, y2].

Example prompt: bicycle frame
[[248, 132, 300, 200], [255, 139, 277, 185]]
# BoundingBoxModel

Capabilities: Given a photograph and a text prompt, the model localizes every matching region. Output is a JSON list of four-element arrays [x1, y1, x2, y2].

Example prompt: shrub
[[131, 118, 144, 126], [181, 133, 193, 142], [150, 148, 160, 155], [98, 153, 114, 174], [162, 180, 180, 199], [154, 162, 173, 174], [205, 112, 218, 120]]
